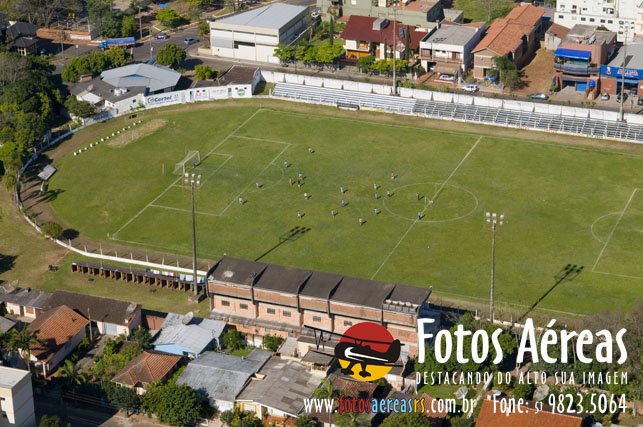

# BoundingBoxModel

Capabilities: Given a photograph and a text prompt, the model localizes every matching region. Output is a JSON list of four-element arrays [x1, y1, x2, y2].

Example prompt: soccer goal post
[[173, 151, 201, 175]]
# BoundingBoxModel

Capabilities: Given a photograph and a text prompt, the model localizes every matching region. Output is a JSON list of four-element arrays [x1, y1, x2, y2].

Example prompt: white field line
[[591, 269, 643, 281], [219, 143, 292, 216], [112, 109, 263, 237], [149, 204, 224, 217], [591, 188, 639, 272], [370, 137, 482, 279]]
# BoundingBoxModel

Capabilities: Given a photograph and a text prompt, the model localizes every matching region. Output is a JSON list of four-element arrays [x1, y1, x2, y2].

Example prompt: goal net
[[173, 151, 201, 175]]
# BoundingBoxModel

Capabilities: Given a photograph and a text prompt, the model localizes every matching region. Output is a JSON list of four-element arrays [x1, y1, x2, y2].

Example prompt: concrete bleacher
[[270, 83, 643, 143]]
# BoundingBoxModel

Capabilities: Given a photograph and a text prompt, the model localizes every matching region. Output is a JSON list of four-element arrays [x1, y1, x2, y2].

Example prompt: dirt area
[[515, 48, 555, 95], [107, 119, 169, 147]]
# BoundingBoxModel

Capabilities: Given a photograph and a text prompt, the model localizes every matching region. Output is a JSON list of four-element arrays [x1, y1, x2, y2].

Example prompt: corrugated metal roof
[[100, 64, 180, 93], [215, 3, 307, 30]]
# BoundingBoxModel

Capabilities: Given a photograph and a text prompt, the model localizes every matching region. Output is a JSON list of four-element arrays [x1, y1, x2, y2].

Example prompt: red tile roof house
[[472, 3, 544, 80], [475, 398, 590, 427], [341, 15, 429, 60], [112, 350, 181, 395], [26, 305, 89, 378]]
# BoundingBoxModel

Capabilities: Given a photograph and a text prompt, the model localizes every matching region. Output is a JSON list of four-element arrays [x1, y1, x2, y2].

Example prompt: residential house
[[0, 367, 36, 427], [27, 305, 89, 377], [153, 312, 226, 359], [544, 23, 571, 50], [419, 22, 486, 79], [112, 350, 181, 395], [600, 43, 643, 95], [421, 392, 448, 426], [0, 315, 16, 334], [0, 285, 51, 320], [310, 375, 378, 426], [554, 0, 641, 42], [5, 22, 38, 56], [236, 356, 322, 422], [553, 24, 616, 92], [475, 397, 589, 426], [341, 16, 430, 60], [472, 3, 544, 80], [210, 3, 310, 63], [208, 256, 431, 358], [321, 0, 463, 29], [176, 349, 271, 412], [42, 291, 141, 337], [69, 63, 181, 114]]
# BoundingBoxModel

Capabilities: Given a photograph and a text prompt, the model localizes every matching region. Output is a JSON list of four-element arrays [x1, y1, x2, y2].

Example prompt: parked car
[[311, 9, 321, 18], [463, 84, 479, 92], [155, 32, 169, 40], [438, 74, 455, 81], [184, 37, 197, 46], [530, 93, 549, 100], [600, 93, 610, 100], [616, 92, 628, 103]]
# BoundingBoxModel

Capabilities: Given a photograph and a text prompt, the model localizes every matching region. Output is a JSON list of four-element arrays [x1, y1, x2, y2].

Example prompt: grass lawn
[[36, 101, 643, 317], [418, 383, 462, 400]]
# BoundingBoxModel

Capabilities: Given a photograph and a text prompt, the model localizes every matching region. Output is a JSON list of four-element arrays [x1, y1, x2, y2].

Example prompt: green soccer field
[[47, 103, 643, 316]]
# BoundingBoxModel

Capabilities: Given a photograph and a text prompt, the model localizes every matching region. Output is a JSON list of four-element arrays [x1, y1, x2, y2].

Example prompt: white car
[[463, 84, 479, 92], [311, 10, 321, 18], [438, 74, 455, 81]]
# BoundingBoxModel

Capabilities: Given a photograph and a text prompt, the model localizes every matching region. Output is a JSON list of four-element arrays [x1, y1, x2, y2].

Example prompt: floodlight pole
[[485, 212, 504, 323], [138, 7, 143, 41], [184, 174, 202, 299]]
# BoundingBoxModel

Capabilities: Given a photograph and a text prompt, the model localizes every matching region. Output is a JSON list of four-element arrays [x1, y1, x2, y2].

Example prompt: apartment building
[[553, 24, 617, 91], [472, 3, 544, 79], [0, 367, 35, 427], [207, 256, 431, 357], [554, 0, 642, 42]]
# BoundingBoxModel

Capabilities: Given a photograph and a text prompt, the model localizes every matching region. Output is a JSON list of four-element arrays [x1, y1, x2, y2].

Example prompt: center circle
[[382, 182, 478, 223]]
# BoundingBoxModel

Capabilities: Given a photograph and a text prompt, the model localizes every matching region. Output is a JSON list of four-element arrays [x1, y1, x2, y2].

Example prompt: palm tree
[[59, 359, 86, 390], [313, 378, 337, 426], [8, 328, 41, 373]]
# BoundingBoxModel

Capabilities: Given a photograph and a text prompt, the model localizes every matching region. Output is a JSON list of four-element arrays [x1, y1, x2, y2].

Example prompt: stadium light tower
[[485, 212, 504, 323], [184, 173, 202, 298]]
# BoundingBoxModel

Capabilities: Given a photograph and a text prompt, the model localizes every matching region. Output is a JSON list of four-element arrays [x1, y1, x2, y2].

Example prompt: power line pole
[[138, 6, 143, 41], [619, 33, 628, 122]]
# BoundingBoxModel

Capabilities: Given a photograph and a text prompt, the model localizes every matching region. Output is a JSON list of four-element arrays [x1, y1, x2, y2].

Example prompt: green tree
[[102, 11, 123, 37], [141, 382, 201, 426], [314, 41, 344, 66], [513, 382, 535, 400], [59, 359, 86, 389], [198, 21, 210, 36], [7, 328, 41, 372], [105, 383, 140, 416], [121, 15, 137, 37], [449, 416, 475, 427], [41, 222, 63, 239], [194, 64, 217, 80], [296, 415, 318, 427], [262, 334, 284, 352], [220, 407, 263, 427], [273, 44, 295, 64], [492, 55, 522, 90], [130, 327, 153, 350], [155, 43, 186, 68], [87, 0, 115, 35], [64, 96, 96, 118], [313, 378, 336, 426], [104, 47, 129, 67], [222, 329, 245, 351], [380, 412, 431, 427], [39, 415, 63, 427], [156, 8, 182, 28], [357, 55, 375, 73]]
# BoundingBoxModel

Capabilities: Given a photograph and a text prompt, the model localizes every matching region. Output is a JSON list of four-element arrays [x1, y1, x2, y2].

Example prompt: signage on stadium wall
[[600, 65, 643, 80], [145, 92, 182, 107]]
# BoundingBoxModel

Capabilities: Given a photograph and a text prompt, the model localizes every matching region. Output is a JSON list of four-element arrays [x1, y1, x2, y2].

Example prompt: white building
[[419, 22, 486, 77], [554, 0, 642, 42], [0, 367, 35, 427], [210, 3, 310, 63]]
